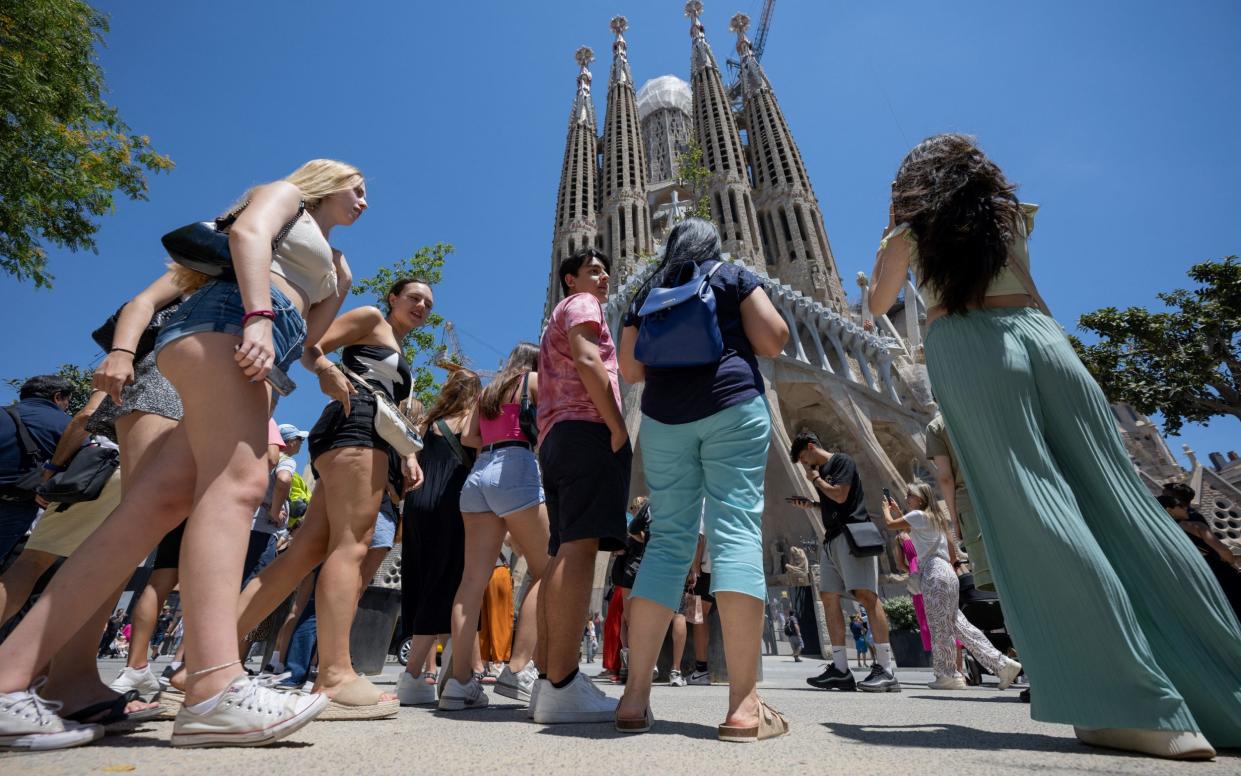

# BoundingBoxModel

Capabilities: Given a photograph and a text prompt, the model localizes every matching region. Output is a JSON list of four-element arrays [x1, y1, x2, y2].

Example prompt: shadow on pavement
[[822, 722, 1084, 754], [905, 694, 1026, 704], [536, 719, 717, 741]]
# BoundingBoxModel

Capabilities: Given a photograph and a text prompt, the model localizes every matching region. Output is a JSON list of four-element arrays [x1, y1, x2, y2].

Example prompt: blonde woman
[[879, 482, 1021, 690], [0, 160, 361, 750]]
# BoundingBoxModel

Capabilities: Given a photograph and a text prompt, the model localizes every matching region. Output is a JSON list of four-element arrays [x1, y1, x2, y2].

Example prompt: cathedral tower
[[548, 47, 601, 310], [600, 17, 654, 282], [685, 1, 765, 273], [732, 13, 848, 311]]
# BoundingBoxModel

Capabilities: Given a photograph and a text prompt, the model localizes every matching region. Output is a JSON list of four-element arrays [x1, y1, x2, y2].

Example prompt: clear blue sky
[[3, 0, 1238, 470]]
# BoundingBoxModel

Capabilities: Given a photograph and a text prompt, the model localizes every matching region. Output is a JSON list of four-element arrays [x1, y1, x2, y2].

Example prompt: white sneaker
[[396, 672, 436, 706], [495, 662, 538, 703], [0, 684, 102, 751], [438, 677, 487, 711], [532, 672, 618, 724], [170, 675, 328, 748], [527, 678, 547, 720], [687, 669, 711, 685], [927, 673, 968, 690], [669, 670, 687, 687], [997, 659, 1024, 690], [109, 665, 161, 701]]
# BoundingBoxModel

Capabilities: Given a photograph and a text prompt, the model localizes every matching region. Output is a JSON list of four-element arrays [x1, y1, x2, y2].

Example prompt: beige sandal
[[317, 676, 399, 721], [615, 706, 653, 734], [718, 699, 788, 743]]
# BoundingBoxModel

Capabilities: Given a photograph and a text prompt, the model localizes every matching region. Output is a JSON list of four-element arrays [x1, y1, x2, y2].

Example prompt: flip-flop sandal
[[317, 676, 399, 721], [718, 699, 789, 743], [614, 706, 653, 734], [63, 691, 161, 728]]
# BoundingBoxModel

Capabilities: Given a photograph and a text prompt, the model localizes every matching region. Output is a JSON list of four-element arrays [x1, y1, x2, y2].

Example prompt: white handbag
[[338, 364, 424, 457]]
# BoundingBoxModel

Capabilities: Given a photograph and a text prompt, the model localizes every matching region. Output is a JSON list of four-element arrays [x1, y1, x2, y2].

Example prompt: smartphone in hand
[[266, 367, 296, 398]]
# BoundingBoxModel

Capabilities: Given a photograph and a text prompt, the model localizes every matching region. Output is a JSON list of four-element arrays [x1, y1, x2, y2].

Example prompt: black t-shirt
[[816, 453, 868, 542], [626, 260, 764, 425]]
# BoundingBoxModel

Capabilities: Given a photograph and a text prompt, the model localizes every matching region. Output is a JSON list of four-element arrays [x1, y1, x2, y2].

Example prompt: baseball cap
[[278, 423, 309, 443]]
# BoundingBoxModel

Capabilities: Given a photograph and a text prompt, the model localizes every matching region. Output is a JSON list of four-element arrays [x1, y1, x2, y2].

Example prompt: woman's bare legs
[[0, 548, 58, 624], [236, 495, 330, 637], [715, 591, 763, 728], [311, 446, 390, 699], [160, 332, 277, 705], [402, 635, 442, 681], [0, 422, 192, 694], [502, 504, 549, 673], [449, 513, 508, 684], [615, 596, 672, 720], [270, 573, 316, 665], [670, 613, 687, 672], [359, 546, 389, 592], [127, 568, 179, 671]]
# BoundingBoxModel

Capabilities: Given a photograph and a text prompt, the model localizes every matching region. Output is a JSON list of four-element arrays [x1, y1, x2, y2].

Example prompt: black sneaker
[[1019, 688, 1031, 703], [857, 663, 901, 693], [807, 665, 857, 691]]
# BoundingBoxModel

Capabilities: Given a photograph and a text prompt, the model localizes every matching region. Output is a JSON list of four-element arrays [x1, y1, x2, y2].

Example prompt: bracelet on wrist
[[242, 309, 276, 326], [314, 360, 336, 376], [43, 462, 67, 474], [109, 347, 136, 357]]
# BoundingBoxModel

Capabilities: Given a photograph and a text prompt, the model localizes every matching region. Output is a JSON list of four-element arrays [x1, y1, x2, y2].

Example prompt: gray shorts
[[818, 533, 878, 596]]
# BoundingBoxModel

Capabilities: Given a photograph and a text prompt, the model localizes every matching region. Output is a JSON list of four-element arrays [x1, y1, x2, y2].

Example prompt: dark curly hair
[[892, 134, 1021, 315]]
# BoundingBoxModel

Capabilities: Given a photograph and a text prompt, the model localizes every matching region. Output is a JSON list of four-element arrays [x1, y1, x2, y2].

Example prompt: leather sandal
[[317, 676, 399, 721], [718, 698, 789, 743], [615, 706, 653, 734]]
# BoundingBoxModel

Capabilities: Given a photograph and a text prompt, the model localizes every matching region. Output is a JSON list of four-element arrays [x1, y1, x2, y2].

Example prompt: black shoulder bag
[[437, 419, 476, 470], [518, 373, 538, 445], [841, 518, 886, 558], [161, 200, 306, 279], [91, 300, 182, 361], [0, 405, 47, 502], [38, 443, 120, 505]]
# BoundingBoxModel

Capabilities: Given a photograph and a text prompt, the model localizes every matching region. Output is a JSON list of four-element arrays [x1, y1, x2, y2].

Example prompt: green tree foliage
[[5, 363, 95, 414], [0, 0, 174, 288], [674, 139, 714, 223], [1072, 256, 1241, 435], [351, 243, 454, 406]]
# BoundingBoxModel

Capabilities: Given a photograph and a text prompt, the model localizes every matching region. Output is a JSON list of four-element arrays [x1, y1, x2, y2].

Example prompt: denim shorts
[[154, 280, 306, 389], [370, 495, 397, 550], [459, 446, 544, 517]]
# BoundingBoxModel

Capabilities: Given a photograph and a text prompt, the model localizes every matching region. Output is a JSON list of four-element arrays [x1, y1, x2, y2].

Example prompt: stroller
[[957, 572, 1016, 686]]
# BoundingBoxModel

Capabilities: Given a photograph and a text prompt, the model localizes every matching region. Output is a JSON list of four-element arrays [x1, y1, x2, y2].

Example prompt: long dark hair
[[892, 134, 1021, 315], [632, 217, 721, 308], [421, 369, 482, 435], [478, 342, 539, 419]]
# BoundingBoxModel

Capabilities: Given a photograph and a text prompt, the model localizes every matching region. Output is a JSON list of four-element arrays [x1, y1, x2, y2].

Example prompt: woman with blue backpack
[[613, 217, 789, 742]]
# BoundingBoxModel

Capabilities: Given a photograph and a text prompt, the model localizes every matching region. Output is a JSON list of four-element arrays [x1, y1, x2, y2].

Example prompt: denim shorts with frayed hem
[[154, 280, 306, 390], [459, 446, 544, 518]]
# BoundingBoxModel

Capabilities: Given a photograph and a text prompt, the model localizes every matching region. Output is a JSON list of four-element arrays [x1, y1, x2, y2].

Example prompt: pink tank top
[[479, 403, 524, 446]]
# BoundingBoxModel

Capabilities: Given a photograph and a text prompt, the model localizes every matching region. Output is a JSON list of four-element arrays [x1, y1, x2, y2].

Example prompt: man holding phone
[[788, 431, 898, 693]]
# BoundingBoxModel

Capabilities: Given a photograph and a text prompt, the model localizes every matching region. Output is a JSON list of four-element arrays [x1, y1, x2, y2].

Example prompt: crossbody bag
[[840, 519, 886, 558], [436, 419, 475, 469], [338, 364, 424, 458]]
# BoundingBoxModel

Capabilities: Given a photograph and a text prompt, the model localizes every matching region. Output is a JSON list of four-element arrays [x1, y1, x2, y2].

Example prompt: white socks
[[874, 643, 893, 669], [831, 646, 848, 672], [185, 687, 227, 715]]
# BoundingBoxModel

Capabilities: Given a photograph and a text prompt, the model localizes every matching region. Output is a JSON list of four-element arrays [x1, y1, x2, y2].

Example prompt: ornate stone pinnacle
[[575, 46, 594, 69], [610, 16, 628, 37], [729, 12, 750, 35], [684, 0, 703, 21]]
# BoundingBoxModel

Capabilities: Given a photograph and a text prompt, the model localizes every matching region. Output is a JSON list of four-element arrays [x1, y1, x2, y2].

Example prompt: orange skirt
[[478, 566, 514, 663]]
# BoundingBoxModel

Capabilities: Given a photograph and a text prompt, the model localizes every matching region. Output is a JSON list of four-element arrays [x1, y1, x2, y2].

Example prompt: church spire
[[685, 1, 765, 272], [600, 16, 653, 281], [547, 47, 601, 312], [732, 12, 848, 311]]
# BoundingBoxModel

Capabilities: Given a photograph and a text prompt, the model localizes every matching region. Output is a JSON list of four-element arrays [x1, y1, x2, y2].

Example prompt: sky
[[3, 0, 1239, 471]]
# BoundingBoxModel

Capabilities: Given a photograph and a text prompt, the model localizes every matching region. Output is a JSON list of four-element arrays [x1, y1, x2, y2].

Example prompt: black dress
[[401, 426, 469, 636], [1185, 510, 1241, 621]]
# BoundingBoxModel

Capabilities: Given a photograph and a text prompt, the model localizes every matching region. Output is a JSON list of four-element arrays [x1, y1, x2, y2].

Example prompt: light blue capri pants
[[631, 395, 770, 610]]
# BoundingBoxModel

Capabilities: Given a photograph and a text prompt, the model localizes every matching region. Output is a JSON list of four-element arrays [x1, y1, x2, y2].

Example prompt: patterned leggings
[[922, 556, 1009, 678]]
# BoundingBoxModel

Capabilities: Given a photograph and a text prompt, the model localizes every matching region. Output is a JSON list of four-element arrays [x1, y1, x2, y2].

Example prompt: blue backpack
[[634, 260, 724, 368]]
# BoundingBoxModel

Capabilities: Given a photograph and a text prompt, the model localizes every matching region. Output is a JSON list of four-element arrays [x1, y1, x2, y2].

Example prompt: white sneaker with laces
[[495, 662, 538, 703], [438, 677, 488, 711], [532, 672, 618, 724], [170, 675, 328, 748], [397, 672, 436, 706], [997, 659, 1024, 690], [669, 669, 687, 687], [109, 665, 161, 701], [527, 678, 547, 720], [687, 669, 711, 685], [927, 673, 968, 690], [0, 683, 102, 751]]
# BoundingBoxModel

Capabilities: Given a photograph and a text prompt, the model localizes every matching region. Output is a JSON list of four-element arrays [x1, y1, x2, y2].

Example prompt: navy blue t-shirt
[[0, 398, 70, 483], [627, 260, 764, 425]]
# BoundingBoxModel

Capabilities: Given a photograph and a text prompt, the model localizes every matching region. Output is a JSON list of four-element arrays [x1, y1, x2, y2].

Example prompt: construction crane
[[725, 0, 775, 112], [435, 321, 495, 379]]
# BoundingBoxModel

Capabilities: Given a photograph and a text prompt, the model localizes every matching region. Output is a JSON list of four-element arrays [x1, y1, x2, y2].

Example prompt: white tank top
[[271, 211, 336, 304]]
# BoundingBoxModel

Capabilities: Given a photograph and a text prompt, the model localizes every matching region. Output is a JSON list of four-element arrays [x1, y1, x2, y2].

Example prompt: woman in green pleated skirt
[[870, 133, 1241, 760]]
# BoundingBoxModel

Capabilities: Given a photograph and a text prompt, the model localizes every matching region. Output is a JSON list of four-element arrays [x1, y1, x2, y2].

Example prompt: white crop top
[[271, 211, 337, 304]]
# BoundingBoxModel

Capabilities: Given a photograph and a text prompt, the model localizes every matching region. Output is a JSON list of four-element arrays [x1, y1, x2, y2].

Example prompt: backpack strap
[[4, 404, 44, 469], [436, 419, 474, 469]]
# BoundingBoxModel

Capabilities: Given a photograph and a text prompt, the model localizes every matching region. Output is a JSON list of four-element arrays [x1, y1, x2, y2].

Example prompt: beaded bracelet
[[242, 309, 276, 326], [109, 347, 136, 356]]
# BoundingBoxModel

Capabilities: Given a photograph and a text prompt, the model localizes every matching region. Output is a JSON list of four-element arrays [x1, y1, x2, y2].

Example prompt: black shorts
[[693, 571, 715, 604], [152, 519, 187, 570], [539, 421, 631, 556], [308, 392, 384, 464]]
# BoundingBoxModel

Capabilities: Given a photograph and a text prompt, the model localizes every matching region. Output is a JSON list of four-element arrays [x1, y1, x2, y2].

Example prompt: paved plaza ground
[[3, 656, 1235, 775]]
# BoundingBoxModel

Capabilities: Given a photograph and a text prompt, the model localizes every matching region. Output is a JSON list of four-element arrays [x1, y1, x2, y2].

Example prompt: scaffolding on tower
[[725, 0, 775, 112]]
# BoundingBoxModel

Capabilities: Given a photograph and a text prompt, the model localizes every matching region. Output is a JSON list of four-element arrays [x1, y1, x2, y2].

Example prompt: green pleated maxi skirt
[[925, 307, 1241, 745]]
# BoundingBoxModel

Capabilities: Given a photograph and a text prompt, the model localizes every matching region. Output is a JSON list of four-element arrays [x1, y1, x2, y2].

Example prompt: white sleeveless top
[[271, 211, 336, 304]]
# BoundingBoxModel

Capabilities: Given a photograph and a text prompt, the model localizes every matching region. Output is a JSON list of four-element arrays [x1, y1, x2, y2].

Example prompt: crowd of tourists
[[0, 137, 1239, 760]]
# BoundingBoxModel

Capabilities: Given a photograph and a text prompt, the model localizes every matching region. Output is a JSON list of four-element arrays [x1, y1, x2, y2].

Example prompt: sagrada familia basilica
[[539, 2, 1241, 604]]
